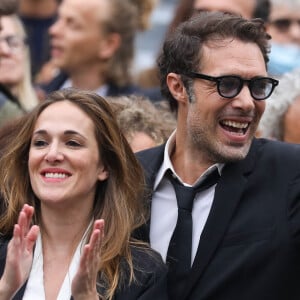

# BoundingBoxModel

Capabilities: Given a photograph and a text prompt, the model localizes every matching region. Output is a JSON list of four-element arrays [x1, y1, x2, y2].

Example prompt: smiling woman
[[0, 88, 167, 300], [29, 100, 108, 207]]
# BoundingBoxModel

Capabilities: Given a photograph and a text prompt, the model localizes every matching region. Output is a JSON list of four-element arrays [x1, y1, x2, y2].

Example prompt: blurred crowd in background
[[1, 0, 300, 149]]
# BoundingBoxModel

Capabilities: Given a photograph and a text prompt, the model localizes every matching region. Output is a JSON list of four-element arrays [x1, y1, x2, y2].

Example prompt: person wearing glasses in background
[[267, 0, 300, 76], [0, 0, 24, 127], [0, 14, 39, 120], [136, 11, 300, 300]]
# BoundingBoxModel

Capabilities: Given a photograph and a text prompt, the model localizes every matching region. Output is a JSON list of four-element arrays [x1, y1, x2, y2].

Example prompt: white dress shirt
[[150, 131, 223, 266]]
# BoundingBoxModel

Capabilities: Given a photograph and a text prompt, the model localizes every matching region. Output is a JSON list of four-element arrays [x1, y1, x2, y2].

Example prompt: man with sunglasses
[[267, 0, 300, 76], [136, 11, 300, 300], [0, 0, 24, 127]]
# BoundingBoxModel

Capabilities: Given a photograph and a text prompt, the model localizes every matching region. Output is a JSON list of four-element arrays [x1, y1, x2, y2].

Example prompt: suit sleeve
[[113, 248, 168, 300], [286, 145, 300, 248]]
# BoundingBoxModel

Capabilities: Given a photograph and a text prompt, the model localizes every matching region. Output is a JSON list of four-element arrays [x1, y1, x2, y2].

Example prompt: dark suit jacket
[[39, 71, 162, 102], [136, 138, 300, 300], [0, 240, 168, 300]]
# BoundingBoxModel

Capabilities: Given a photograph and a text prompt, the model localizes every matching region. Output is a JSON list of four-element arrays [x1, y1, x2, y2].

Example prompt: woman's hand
[[71, 219, 104, 300], [0, 204, 39, 299]]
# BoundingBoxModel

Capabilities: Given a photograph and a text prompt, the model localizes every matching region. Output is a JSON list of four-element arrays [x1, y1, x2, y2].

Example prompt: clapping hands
[[0, 205, 104, 300], [0, 204, 39, 299]]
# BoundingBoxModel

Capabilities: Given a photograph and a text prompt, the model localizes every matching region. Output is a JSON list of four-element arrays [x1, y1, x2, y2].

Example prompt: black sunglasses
[[270, 18, 300, 32], [184, 72, 279, 101]]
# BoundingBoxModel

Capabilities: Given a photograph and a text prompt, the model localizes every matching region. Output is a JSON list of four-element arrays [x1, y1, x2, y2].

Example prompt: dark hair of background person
[[254, 0, 271, 21], [0, 0, 19, 15], [158, 11, 271, 112]]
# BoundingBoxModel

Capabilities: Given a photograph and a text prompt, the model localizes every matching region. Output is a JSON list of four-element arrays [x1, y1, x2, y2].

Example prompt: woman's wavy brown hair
[[0, 88, 148, 299]]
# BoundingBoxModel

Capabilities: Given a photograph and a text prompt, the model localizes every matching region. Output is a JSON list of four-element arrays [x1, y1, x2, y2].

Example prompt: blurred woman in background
[[0, 14, 38, 112]]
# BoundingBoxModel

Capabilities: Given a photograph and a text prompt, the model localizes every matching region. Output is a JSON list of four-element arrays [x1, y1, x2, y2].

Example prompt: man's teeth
[[222, 120, 248, 129], [45, 173, 68, 178]]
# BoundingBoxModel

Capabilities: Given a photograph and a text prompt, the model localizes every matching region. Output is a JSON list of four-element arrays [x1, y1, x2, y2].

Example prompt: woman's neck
[[40, 206, 92, 249], [41, 222, 91, 300]]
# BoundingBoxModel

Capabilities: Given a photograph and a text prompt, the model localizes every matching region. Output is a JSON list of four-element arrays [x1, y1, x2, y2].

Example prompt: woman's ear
[[167, 72, 189, 105], [97, 166, 109, 181]]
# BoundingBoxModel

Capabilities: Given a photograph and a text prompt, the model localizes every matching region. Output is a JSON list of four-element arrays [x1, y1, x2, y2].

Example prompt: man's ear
[[167, 72, 189, 105], [98, 33, 121, 60]]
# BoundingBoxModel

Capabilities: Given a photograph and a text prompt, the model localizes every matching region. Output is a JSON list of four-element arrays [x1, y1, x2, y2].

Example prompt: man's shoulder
[[135, 145, 166, 181], [254, 138, 300, 155], [136, 144, 165, 164], [251, 138, 300, 167]]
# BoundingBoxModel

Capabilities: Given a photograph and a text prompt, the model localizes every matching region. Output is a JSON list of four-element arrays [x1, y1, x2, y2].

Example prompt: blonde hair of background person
[[258, 67, 300, 141], [131, 0, 158, 31], [109, 95, 176, 152], [0, 88, 167, 299], [0, 14, 38, 111], [103, 0, 158, 87]]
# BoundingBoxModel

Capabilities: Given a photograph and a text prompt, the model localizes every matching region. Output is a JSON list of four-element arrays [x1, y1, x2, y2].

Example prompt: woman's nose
[[44, 144, 64, 163]]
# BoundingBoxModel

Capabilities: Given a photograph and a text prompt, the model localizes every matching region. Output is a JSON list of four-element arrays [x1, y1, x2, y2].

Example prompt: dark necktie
[[166, 168, 220, 299]]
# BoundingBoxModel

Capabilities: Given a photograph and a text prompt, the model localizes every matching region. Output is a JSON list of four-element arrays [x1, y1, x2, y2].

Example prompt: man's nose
[[49, 18, 62, 37], [231, 85, 256, 112]]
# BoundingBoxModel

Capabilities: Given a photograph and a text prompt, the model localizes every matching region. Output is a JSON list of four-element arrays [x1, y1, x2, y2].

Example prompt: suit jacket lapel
[[183, 139, 259, 298], [136, 144, 165, 188], [135, 144, 166, 242]]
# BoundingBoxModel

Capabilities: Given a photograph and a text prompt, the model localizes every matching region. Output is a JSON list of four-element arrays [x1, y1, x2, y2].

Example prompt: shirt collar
[[154, 130, 224, 189], [61, 79, 109, 97]]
